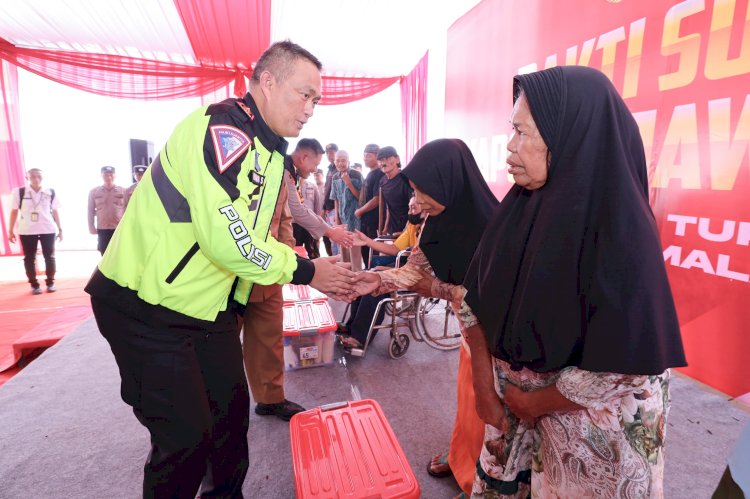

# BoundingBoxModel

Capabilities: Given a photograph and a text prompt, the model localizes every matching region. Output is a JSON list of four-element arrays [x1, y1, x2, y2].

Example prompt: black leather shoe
[[254, 399, 306, 421]]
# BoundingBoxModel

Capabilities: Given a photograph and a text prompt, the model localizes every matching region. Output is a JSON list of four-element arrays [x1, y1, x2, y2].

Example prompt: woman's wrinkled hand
[[503, 383, 537, 424], [474, 386, 509, 433], [351, 271, 381, 297]]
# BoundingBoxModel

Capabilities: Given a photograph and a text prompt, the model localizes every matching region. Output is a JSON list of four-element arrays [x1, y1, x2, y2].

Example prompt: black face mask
[[407, 214, 423, 225]]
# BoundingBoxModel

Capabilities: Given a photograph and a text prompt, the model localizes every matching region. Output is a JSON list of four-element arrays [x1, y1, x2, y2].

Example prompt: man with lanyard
[[321, 142, 339, 256], [377, 146, 412, 235], [8, 168, 62, 294], [85, 41, 356, 498], [87, 165, 125, 255], [354, 143, 384, 266]]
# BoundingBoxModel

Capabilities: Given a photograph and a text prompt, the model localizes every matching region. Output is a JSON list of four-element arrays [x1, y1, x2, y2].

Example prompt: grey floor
[[0, 299, 747, 499]]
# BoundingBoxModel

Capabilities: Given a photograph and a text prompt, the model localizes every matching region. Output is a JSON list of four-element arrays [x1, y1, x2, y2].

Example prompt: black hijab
[[401, 139, 499, 285], [463, 66, 686, 374]]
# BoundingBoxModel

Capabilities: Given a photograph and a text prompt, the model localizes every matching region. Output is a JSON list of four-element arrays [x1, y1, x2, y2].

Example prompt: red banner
[[446, 0, 750, 399]]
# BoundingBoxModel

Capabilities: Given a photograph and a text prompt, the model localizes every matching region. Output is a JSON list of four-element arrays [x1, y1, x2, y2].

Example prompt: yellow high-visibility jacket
[[93, 94, 312, 321]]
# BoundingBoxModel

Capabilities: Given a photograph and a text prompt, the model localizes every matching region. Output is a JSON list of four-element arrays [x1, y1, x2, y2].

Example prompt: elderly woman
[[456, 66, 687, 497], [354, 138, 498, 496]]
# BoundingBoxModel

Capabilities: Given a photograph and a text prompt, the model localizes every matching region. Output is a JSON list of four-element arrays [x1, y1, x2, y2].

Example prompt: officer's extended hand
[[310, 256, 356, 296], [326, 225, 353, 248]]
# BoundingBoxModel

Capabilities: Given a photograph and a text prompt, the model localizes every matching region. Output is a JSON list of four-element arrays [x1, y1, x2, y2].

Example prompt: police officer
[[124, 164, 147, 209], [87, 165, 125, 254], [85, 41, 356, 498]]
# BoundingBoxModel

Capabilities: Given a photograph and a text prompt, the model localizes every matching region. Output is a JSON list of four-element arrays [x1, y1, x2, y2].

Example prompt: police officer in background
[[124, 164, 147, 209], [85, 41, 356, 498], [87, 165, 125, 254]]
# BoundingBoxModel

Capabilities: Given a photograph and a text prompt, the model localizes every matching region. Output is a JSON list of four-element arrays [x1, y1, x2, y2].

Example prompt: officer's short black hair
[[296, 138, 324, 155], [251, 40, 322, 84]]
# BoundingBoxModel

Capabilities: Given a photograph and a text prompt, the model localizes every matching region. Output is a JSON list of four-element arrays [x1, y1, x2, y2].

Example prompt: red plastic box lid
[[290, 399, 420, 499], [283, 300, 337, 337], [282, 284, 328, 304]]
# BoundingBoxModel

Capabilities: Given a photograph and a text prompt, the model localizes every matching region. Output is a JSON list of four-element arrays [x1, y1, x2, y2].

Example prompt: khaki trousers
[[241, 284, 284, 404]]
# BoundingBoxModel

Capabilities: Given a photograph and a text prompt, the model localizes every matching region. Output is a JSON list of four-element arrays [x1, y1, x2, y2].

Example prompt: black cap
[[101, 166, 115, 174], [376, 146, 398, 160], [133, 165, 147, 174], [364, 144, 380, 154], [325, 143, 338, 152]]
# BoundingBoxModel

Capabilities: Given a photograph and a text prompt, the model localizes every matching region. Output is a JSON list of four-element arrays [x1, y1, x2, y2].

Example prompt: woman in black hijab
[[352, 138, 499, 495], [456, 66, 687, 497]]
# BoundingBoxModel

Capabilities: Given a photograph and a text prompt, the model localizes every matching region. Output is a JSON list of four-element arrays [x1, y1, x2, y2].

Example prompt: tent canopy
[[0, 0, 480, 81]]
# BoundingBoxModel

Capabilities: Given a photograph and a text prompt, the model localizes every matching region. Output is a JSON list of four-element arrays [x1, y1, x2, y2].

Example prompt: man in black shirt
[[377, 146, 412, 235], [354, 143, 384, 265]]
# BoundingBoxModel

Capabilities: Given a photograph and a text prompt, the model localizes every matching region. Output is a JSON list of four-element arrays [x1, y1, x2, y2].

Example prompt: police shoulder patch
[[210, 125, 252, 174]]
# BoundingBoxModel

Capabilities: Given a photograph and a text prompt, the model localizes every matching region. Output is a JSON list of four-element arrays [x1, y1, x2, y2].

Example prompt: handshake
[[308, 256, 382, 302], [308, 255, 454, 305]]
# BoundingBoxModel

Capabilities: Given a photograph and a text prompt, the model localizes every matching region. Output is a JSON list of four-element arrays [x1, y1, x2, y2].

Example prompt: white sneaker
[[32, 287, 43, 295], [47, 284, 57, 293]]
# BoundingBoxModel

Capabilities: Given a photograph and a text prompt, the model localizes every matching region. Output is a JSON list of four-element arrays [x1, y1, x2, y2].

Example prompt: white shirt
[[11, 186, 60, 235]]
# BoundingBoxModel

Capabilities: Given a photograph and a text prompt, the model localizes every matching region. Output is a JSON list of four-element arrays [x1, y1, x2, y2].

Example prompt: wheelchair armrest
[[395, 249, 411, 269], [367, 238, 397, 268]]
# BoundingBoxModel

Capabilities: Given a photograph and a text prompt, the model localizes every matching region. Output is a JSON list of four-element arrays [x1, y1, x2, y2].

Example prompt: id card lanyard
[[29, 189, 44, 222]]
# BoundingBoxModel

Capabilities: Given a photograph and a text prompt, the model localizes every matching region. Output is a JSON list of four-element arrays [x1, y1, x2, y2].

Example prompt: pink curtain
[[0, 60, 25, 255], [0, 37, 241, 100], [321, 75, 401, 105], [401, 52, 428, 164], [0, 38, 402, 104]]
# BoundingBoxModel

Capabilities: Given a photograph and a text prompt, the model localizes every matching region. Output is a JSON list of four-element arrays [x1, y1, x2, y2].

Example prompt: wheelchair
[[342, 239, 462, 359]]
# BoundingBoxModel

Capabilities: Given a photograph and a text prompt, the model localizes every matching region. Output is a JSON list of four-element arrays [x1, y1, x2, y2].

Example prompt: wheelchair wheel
[[415, 297, 462, 350], [389, 333, 410, 359]]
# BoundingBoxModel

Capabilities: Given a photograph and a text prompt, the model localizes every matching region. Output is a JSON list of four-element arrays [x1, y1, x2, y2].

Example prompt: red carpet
[[0, 277, 92, 387]]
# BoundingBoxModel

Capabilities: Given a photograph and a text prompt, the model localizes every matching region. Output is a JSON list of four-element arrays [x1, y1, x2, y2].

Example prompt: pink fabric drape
[[401, 52, 428, 164], [0, 37, 402, 104], [0, 59, 25, 255], [0, 37, 240, 100], [173, 0, 271, 97], [321, 75, 401, 105]]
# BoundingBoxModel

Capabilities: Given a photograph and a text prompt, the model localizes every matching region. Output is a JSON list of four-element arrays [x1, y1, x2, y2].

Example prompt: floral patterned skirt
[[471, 360, 670, 498]]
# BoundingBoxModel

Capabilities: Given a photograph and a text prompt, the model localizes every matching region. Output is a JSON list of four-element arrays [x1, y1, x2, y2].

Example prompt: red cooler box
[[290, 399, 420, 499], [282, 283, 327, 304], [283, 300, 337, 370]]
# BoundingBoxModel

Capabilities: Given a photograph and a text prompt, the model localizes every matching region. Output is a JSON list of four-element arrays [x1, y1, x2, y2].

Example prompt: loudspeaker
[[129, 139, 154, 168]]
